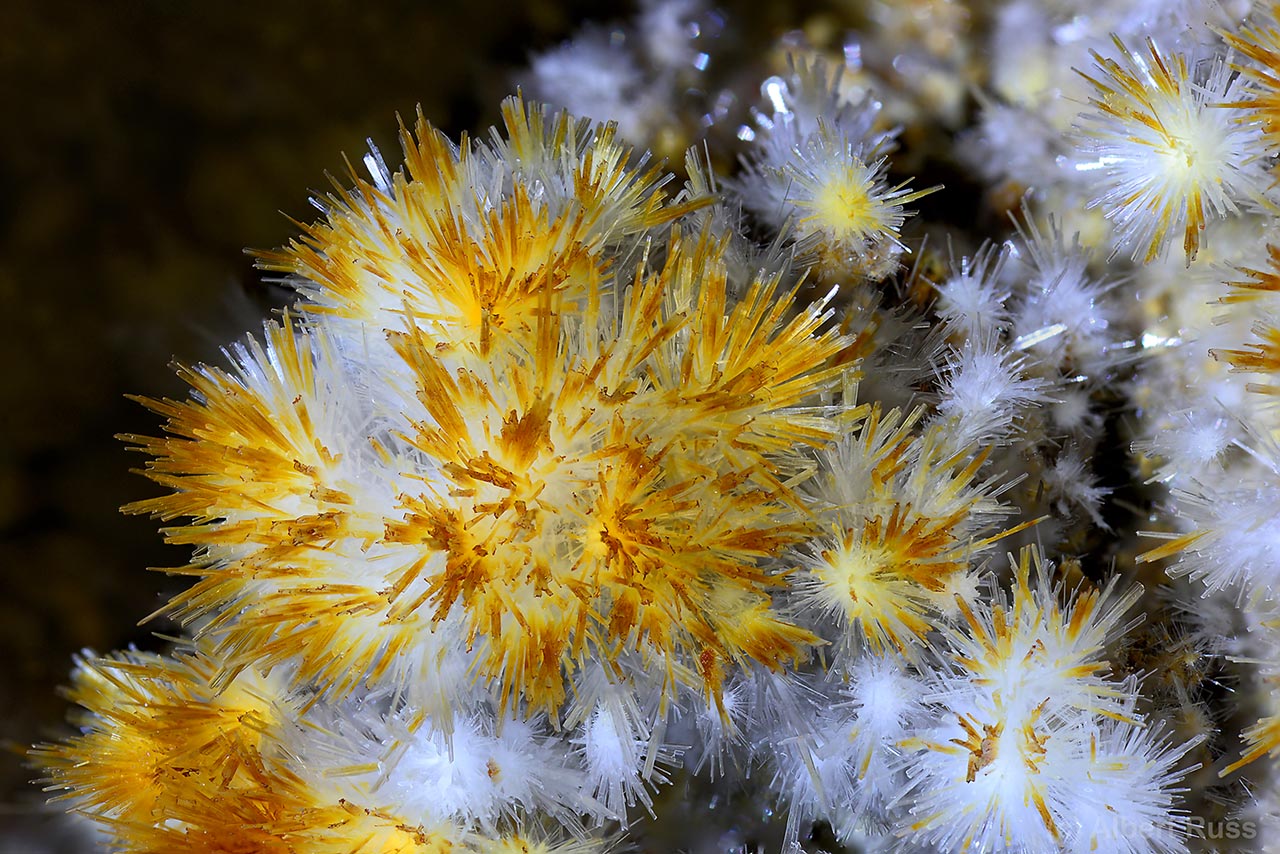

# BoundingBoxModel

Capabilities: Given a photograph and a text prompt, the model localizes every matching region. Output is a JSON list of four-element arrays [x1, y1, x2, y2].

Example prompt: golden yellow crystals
[[789, 121, 940, 282], [894, 549, 1179, 854], [1224, 3, 1280, 153], [122, 320, 433, 699], [383, 226, 844, 716], [1206, 244, 1280, 389], [951, 548, 1143, 719], [1073, 36, 1269, 264], [794, 407, 1031, 660], [124, 97, 849, 720], [33, 646, 326, 852], [261, 97, 705, 361]]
